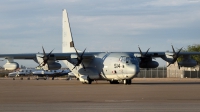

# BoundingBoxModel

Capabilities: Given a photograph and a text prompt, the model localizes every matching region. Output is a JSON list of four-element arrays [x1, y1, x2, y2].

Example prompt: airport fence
[[137, 68, 167, 78], [137, 68, 200, 78], [167, 69, 200, 78]]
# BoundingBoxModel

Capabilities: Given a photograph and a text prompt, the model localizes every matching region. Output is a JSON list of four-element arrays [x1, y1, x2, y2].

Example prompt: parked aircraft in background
[[1, 9, 200, 85], [8, 68, 39, 80], [32, 69, 72, 80], [8, 68, 73, 80]]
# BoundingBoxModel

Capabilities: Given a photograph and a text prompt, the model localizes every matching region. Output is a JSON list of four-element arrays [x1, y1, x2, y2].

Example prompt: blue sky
[[0, 0, 200, 67]]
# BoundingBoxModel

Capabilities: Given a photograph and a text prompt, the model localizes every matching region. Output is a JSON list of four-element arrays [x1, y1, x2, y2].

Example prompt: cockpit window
[[119, 56, 130, 63], [119, 56, 138, 64]]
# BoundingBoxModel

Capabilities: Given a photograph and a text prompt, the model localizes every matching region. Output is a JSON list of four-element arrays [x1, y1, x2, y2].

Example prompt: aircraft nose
[[128, 64, 140, 78]]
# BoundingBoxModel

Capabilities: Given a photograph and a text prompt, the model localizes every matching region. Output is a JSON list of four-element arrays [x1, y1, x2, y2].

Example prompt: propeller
[[167, 45, 183, 69], [138, 46, 150, 58], [38, 46, 54, 68], [72, 47, 86, 70], [138, 46, 153, 61]]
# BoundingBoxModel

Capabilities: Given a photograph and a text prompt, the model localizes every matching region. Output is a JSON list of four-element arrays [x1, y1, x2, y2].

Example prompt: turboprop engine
[[139, 61, 159, 68], [137, 47, 159, 68], [179, 58, 197, 67], [78, 67, 100, 83], [36, 47, 61, 70], [3, 57, 19, 70], [42, 62, 61, 70]]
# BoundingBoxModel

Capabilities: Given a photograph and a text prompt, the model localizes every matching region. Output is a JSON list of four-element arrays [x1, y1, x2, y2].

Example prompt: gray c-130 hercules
[[1, 9, 199, 84]]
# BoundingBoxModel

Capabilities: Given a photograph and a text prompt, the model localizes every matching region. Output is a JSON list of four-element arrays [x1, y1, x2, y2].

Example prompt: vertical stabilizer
[[62, 9, 75, 53]]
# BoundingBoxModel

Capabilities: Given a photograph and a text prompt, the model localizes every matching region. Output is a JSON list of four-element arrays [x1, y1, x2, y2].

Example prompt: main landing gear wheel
[[109, 80, 119, 84], [124, 79, 132, 85], [88, 79, 92, 84], [52, 77, 54, 80], [36, 76, 39, 80], [87, 76, 92, 84]]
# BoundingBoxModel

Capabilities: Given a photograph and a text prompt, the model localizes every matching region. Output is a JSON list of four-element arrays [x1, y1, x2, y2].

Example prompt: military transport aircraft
[[1, 9, 199, 85]]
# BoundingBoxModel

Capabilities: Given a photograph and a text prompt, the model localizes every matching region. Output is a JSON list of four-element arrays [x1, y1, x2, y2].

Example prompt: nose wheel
[[124, 79, 132, 85]]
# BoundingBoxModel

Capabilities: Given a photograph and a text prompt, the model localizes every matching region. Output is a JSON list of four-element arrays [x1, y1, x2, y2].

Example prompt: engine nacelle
[[3, 62, 19, 70], [43, 62, 61, 70], [78, 67, 100, 82], [139, 61, 159, 68], [179, 59, 197, 67]]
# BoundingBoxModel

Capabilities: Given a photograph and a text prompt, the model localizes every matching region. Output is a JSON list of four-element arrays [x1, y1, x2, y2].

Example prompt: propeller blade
[[144, 48, 150, 56], [37, 47, 54, 68], [72, 66, 76, 70], [176, 47, 183, 56], [167, 45, 183, 68], [81, 62, 86, 69], [81, 48, 86, 57], [74, 47, 80, 58], [167, 63, 171, 67], [138, 46, 143, 57], [138, 46, 150, 57], [171, 45, 176, 54], [42, 46, 46, 57], [72, 48, 87, 70], [47, 49, 54, 57]]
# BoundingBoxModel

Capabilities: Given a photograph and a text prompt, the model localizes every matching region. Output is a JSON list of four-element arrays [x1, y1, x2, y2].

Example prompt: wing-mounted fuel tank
[[78, 67, 100, 83], [3, 57, 19, 70], [36, 54, 61, 70], [179, 55, 197, 67]]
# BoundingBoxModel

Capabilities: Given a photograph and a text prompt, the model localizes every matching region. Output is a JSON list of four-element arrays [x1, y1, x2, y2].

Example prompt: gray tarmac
[[1, 78, 200, 112]]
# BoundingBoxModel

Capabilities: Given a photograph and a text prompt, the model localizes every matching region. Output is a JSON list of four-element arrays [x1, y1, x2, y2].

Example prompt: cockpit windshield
[[119, 56, 137, 64]]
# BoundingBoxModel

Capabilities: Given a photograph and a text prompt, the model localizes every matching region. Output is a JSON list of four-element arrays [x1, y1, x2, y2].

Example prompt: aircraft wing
[[0, 52, 96, 61], [0, 51, 199, 60], [133, 51, 200, 57], [0, 53, 36, 59], [0, 52, 95, 60]]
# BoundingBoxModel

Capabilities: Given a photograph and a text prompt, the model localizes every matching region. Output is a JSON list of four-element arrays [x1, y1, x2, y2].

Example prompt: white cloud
[[143, 0, 199, 7]]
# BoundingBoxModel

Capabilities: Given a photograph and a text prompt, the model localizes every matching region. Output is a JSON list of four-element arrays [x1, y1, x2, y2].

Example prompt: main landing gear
[[109, 80, 119, 84], [81, 76, 93, 84], [123, 79, 132, 85], [109, 79, 132, 85]]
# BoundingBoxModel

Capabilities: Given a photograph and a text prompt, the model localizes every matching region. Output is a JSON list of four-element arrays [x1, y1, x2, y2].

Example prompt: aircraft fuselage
[[64, 52, 140, 83]]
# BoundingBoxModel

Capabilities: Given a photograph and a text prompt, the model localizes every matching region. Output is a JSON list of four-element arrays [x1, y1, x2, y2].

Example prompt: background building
[[167, 62, 200, 78]]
